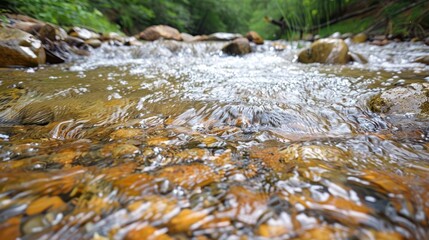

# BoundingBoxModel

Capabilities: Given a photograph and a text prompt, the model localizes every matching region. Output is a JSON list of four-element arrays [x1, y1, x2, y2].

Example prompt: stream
[[0, 40, 429, 239]]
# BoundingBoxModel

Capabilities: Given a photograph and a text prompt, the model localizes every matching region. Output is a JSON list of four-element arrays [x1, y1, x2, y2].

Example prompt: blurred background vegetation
[[1, 0, 428, 39]]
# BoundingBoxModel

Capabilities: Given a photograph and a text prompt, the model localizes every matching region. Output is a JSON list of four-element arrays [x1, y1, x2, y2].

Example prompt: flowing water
[[0, 40, 428, 240]]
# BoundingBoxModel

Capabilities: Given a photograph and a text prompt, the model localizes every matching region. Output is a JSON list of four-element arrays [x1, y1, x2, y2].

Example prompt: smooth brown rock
[[222, 37, 251, 56], [245, 31, 264, 45], [139, 25, 181, 41], [298, 38, 350, 64], [85, 39, 102, 48], [65, 36, 85, 47], [352, 33, 368, 43], [0, 28, 46, 67]]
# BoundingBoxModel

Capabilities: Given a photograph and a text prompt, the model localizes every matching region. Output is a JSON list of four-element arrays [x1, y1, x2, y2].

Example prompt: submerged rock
[[20, 102, 55, 125], [369, 83, 429, 116], [414, 55, 429, 65], [139, 25, 182, 41], [298, 38, 350, 64], [222, 37, 251, 56], [0, 28, 46, 67], [245, 31, 264, 45], [348, 51, 368, 64]]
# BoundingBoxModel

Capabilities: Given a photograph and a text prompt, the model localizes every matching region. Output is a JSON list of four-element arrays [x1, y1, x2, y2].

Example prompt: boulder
[[139, 25, 181, 41], [69, 27, 100, 40], [206, 32, 242, 41], [414, 55, 429, 65], [0, 28, 46, 67], [352, 33, 367, 43], [245, 31, 264, 45], [298, 38, 350, 64], [369, 83, 429, 116], [222, 37, 251, 56]]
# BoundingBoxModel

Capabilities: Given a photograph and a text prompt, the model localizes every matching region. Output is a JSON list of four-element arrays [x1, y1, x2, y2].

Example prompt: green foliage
[[317, 17, 374, 37], [1, 0, 427, 39], [1, 0, 119, 32]]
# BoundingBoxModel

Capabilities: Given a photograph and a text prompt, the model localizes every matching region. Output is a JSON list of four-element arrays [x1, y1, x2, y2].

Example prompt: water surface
[[0, 40, 428, 239]]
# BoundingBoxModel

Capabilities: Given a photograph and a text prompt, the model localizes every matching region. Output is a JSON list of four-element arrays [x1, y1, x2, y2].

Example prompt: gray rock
[[206, 32, 242, 41], [369, 83, 429, 116]]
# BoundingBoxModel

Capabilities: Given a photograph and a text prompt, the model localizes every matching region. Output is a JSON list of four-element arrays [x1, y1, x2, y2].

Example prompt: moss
[[420, 101, 429, 115], [369, 95, 390, 113]]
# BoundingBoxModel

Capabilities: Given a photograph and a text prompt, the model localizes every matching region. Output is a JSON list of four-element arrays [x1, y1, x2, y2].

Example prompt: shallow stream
[[0, 40, 429, 239]]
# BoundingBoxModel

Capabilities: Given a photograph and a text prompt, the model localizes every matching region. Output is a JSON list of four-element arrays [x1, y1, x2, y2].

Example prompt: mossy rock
[[369, 83, 429, 116], [298, 38, 350, 64]]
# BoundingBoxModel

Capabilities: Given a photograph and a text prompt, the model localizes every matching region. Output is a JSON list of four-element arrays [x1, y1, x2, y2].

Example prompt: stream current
[[0, 40, 429, 239]]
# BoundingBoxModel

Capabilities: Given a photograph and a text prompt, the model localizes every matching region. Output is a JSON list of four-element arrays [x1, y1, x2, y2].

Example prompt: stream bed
[[0, 40, 429, 239]]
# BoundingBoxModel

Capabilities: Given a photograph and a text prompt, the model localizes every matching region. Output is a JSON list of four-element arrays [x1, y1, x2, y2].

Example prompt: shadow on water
[[0, 40, 428, 239]]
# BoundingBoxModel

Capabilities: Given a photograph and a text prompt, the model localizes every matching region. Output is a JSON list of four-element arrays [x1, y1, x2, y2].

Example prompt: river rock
[[206, 32, 242, 41], [352, 33, 367, 43], [38, 24, 68, 42], [414, 55, 429, 65], [245, 31, 264, 45], [10, 21, 44, 35], [69, 27, 100, 40], [180, 32, 207, 42], [348, 52, 368, 64], [85, 39, 102, 48], [139, 25, 181, 41], [330, 32, 341, 39], [298, 38, 350, 64], [369, 83, 429, 116], [124, 37, 143, 46], [101, 32, 124, 43], [222, 37, 251, 56], [0, 28, 46, 67]]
